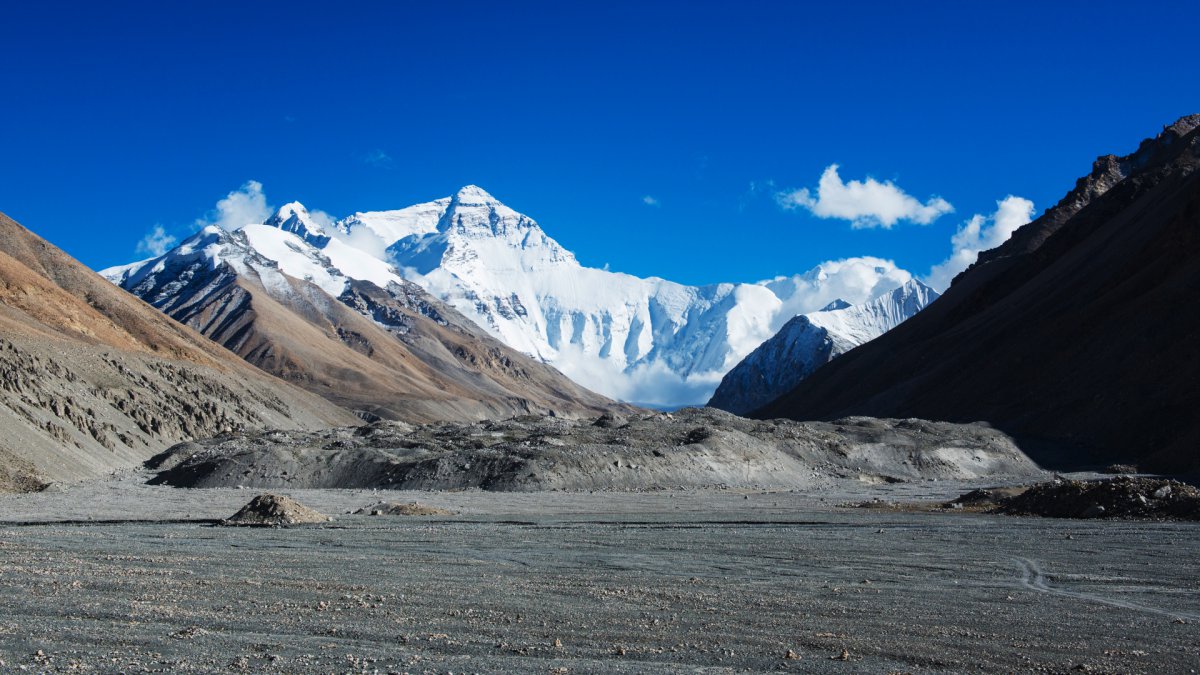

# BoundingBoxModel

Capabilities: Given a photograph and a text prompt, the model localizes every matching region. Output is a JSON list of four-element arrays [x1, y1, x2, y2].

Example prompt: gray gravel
[[0, 472, 1197, 673]]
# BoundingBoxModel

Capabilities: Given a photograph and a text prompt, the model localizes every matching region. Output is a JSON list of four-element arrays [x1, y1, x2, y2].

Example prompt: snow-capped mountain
[[707, 279, 940, 415], [101, 219, 618, 422], [333, 185, 917, 405], [105, 185, 920, 407]]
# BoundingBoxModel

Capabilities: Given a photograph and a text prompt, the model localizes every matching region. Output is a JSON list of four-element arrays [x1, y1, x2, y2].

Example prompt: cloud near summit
[[195, 180, 273, 232], [925, 195, 1034, 290], [777, 165, 954, 228]]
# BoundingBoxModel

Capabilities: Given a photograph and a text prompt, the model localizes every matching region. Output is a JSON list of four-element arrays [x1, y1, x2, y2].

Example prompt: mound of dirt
[[963, 477, 1200, 520], [148, 408, 1048, 491], [353, 501, 456, 516], [222, 494, 331, 527]]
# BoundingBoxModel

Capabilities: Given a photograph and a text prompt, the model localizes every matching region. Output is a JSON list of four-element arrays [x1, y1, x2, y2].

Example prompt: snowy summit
[[104, 186, 929, 406]]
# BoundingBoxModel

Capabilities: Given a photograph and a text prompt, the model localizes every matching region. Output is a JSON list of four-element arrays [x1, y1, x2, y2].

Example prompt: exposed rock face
[[0, 212, 356, 491], [754, 115, 1200, 473], [223, 494, 331, 526], [147, 408, 1047, 491], [103, 225, 621, 423], [709, 280, 938, 415]]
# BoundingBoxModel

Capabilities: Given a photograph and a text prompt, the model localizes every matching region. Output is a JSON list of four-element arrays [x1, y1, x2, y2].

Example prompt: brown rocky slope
[[0, 212, 357, 490]]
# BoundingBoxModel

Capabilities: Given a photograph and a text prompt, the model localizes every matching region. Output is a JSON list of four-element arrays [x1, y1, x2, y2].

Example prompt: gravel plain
[[0, 472, 1197, 673]]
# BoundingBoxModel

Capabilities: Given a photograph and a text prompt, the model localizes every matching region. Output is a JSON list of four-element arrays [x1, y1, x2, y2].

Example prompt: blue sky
[[0, 1, 1195, 285]]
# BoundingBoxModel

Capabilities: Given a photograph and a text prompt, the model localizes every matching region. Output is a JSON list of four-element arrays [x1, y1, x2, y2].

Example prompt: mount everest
[[105, 185, 926, 407], [102, 218, 617, 422]]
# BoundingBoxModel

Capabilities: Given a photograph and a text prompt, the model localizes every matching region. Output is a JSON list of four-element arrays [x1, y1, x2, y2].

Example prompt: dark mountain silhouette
[[755, 115, 1200, 473]]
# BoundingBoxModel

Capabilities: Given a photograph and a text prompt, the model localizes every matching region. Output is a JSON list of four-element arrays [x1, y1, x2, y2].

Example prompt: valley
[[0, 473, 1196, 673]]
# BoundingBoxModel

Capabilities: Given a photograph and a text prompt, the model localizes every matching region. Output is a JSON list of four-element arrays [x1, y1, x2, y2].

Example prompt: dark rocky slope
[[755, 115, 1200, 473]]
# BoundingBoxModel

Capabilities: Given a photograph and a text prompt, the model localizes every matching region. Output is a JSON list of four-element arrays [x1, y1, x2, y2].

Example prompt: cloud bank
[[777, 165, 953, 228], [925, 195, 1035, 290]]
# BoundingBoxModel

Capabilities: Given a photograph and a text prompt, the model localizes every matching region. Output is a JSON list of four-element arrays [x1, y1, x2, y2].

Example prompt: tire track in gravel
[[1014, 557, 1200, 621]]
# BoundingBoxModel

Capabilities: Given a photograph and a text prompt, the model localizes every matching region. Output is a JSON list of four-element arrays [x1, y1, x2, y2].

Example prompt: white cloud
[[327, 224, 391, 260], [135, 225, 177, 257], [306, 208, 336, 231], [364, 148, 393, 168], [642, 195, 660, 207], [552, 342, 726, 407], [196, 180, 272, 232], [763, 256, 915, 329], [777, 164, 954, 228], [925, 195, 1035, 291]]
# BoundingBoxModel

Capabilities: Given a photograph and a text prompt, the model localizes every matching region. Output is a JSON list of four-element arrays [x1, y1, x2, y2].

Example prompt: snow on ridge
[[708, 278, 940, 415], [105, 185, 924, 407]]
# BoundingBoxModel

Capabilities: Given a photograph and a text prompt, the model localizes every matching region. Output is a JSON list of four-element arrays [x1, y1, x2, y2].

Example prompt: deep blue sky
[[0, 1, 1195, 285]]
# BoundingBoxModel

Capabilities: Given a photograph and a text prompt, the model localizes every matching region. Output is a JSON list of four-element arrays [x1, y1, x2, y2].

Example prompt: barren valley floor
[[0, 474, 1197, 673]]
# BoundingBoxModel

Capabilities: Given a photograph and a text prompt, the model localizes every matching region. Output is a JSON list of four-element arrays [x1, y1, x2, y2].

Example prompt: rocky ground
[[984, 476, 1200, 520], [146, 408, 1046, 491], [0, 471, 1197, 673]]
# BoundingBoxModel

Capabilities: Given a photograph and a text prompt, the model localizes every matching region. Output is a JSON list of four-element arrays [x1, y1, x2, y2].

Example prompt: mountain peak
[[1163, 113, 1200, 140], [820, 299, 851, 312], [452, 185, 498, 203], [900, 278, 935, 294], [269, 201, 309, 222], [264, 201, 330, 244]]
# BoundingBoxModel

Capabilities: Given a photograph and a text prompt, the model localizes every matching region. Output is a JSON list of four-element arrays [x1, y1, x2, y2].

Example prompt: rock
[[984, 477, 1200, 521], [222, 494, 331, 527], [1103, 463, 1139, 475], [593, 413, 625, 429], [353, 501, 455, 516], [683, 426, 713, 444]]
